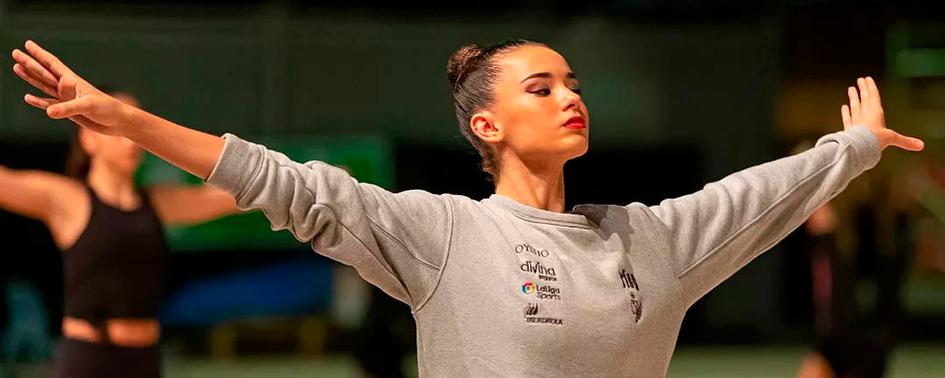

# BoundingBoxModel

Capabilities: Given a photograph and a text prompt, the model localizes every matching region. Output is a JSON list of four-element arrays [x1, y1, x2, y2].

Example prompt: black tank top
[[63, 187, 167, 321]]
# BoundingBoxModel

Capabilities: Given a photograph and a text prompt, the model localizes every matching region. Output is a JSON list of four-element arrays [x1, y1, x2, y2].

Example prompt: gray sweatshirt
[[206, 125, 881, 377]]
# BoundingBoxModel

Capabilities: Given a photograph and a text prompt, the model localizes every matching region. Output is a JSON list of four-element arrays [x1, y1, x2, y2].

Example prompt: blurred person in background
[[0, 90, 239, 378], [797, 170, 913, 378]]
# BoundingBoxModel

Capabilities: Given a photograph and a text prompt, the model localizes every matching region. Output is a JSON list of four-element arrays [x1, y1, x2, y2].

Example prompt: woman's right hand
[[12, 40, 130, 136], [13, 40, 225, 179]]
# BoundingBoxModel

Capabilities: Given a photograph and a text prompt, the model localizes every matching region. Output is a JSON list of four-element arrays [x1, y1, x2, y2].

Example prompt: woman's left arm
[[149, 185, 240, 226], [647, 77, 923, 305]]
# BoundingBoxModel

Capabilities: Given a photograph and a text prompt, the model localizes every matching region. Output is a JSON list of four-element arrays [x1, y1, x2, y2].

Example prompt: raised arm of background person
[[0, 165, 80, 223], [0, 165, 89, 249], [148, 185, 240, 226]]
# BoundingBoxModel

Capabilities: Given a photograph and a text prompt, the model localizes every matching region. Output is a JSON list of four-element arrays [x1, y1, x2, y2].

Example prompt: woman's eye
[[529, 88, 551, 96], [571, 88, 582, 95]]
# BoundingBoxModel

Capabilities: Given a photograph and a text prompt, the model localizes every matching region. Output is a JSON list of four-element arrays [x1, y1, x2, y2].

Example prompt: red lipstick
[[563, 116, 586, 130]]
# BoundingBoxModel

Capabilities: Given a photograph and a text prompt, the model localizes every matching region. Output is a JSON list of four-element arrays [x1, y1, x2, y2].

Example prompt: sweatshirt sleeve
[[205, 134, 452, 309], [646, 125, 881, 306]]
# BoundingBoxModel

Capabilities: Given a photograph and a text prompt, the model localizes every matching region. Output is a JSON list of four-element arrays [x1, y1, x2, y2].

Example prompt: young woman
[[12, 39, 923, 377], [0, 88, 239, 378]]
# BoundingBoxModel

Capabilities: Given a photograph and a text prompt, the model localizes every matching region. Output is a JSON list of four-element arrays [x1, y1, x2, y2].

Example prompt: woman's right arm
[[0, 165, 72, 222], [12, 40, 224, 179], [206, 135, 455, 308], [12, 40, 453, 308]]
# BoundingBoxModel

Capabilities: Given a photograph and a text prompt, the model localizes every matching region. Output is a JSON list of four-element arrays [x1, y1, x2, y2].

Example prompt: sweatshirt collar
[[485, 194, 591, 228]]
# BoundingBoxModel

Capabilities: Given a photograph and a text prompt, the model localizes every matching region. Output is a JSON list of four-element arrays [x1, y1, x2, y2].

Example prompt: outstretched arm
[[148, 185, 240, 226], [0, 165, 76, 222], [13, 40, 453, 308], [647, 77, 923, 306], [13, 40, 223, 179]]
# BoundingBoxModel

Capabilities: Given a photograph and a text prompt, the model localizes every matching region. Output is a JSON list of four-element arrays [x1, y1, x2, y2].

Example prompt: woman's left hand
[[842, 76, 924, 151]]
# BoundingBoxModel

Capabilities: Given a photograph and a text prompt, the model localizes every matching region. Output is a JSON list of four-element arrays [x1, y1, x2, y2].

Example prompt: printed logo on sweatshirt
[[514, 243, 550, 258], [523, 302, 563, 326], [619, 269, 643, 323], [520, 261, 557, 281], [523, 302, 539, 316], [521, 281, 561, 301], [521, 281, 537, 294], [619, 269, 639, 290]]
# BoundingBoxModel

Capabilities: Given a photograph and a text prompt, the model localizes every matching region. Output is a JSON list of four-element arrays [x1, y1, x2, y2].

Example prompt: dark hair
[[64, 85, 129, 180], [64, 127, 90, 179], [447, 39, 543, 179]]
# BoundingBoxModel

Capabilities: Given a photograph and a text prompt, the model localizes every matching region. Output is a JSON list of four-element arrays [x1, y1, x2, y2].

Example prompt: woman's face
[[486, 45, 589, 166], [83, 93, 143, 175]]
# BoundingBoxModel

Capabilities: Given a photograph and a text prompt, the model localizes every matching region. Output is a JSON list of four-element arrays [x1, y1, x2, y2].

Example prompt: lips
[[563, 116, 586, 130]]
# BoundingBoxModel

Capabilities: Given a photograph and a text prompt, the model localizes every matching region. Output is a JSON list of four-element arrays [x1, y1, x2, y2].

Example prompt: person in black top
[[0, 92, 240, 378], [797, 201, 910, 378]]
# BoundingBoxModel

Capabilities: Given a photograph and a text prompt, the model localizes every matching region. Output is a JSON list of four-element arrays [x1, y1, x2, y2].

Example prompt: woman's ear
[[470, 110, 503, 144]]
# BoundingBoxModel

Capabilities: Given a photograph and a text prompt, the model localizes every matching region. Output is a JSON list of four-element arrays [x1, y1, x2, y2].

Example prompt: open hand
[[842, 77, 923, 151], [12, 40, 130, 136]]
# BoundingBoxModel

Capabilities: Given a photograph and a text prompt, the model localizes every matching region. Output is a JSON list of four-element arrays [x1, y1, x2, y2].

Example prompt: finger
[[866, 76, 882, 105], [68, 115, 98, 130], [857, 77, 870, 107], [68, 115, 111, 135], [47, 96, 93, 119], [24, 40, 75, 78], [889, 132, 925, 152], [58, 74, 78, 101], [848, 86, 861, 118], [841, 104, 852, 128], [12, 49, 59, 86], [24, 94, 60, 110], [13, 64, 59, 98]]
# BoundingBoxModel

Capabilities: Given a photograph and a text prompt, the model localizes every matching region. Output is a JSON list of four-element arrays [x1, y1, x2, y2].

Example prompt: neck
[[86, 161, 139, 210], [494, 154, 566, 213]]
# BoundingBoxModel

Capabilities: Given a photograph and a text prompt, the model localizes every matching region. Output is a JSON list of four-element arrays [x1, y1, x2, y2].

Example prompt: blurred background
[[1, 0, 944, 377]]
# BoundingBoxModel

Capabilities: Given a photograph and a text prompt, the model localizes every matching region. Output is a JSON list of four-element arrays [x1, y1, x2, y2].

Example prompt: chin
[[562, 140, 589, 161]]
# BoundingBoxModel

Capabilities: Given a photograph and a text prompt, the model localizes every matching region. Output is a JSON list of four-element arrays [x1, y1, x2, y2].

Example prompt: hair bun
[[447, 44, 486, 90]]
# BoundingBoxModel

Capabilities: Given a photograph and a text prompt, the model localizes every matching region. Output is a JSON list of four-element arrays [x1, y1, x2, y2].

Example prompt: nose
[[560, 87, 582, 112]]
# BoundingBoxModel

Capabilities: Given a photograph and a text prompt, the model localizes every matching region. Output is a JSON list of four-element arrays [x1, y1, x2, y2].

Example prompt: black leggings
[[56, 338, 161, 378]]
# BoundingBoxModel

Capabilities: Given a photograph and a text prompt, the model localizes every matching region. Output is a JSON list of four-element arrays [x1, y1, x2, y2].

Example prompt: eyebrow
[[520, 72, 578, 83]]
